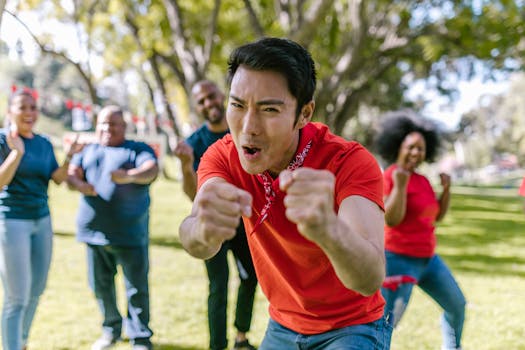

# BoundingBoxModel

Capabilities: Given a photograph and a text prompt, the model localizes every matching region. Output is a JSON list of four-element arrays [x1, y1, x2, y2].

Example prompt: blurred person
[[174, 80, 258, 350], [67, 105, 159, 350], [374, 112, 466, 350], [0, 89, 82, 350], [179, 37, 392, 350]]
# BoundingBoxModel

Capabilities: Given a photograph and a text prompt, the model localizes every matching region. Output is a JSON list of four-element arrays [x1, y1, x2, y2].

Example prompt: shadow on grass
[[54, 231, 186, 250], [149, 236, 185, 250], [115, 339, 205, 350], [155, 344, 206, 350], [437, 193, 525, 277]]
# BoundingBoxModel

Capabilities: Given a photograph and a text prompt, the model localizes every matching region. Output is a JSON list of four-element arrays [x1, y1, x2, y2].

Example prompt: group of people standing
[[0, 94, 158, 350], [0, 36, 466, 350]]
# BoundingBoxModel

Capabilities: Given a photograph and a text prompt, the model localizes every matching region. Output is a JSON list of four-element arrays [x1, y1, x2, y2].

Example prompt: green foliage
[[11, 0, 525, 140]]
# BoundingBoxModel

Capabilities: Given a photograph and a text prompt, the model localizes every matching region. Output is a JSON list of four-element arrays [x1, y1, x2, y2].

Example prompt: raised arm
[[173, 140, 197, 200], [51, 135, 85, 185], [280, 168, 385, 296], [436, 172, 451, 221], [0, 132, 24, 188], [179, 177, 252, 259], [384, 168, 410, 227]]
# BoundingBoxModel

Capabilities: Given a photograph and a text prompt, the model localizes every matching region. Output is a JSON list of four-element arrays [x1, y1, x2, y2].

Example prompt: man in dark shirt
[[174, 81, 258, 350]]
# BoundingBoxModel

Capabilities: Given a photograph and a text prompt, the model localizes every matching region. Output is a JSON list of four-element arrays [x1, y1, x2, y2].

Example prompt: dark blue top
[[72, 140, 157, 247], [186, 125, 228, 171], [0, 129, 58, 219]]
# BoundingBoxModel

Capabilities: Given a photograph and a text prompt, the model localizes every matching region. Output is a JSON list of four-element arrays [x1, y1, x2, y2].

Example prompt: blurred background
[[1, 0, 524, 185]]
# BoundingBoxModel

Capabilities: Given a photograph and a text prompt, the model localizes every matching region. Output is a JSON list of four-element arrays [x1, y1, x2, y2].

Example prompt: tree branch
[[202, 0, 221, 72], [163, 0, 199, 83], [290, 0, 334, 45], [242, 0, 265, 37], [5, 9, 98, 105]]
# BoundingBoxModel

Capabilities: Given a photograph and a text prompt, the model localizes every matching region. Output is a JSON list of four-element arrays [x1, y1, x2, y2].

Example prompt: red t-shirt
[[198, 122, 385, 334], [519, 177, 525, 197], [383, 164, 439, 257]]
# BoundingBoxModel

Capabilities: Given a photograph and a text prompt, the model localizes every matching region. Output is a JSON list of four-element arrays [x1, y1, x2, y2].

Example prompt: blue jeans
[[87, 244, 152, 345], [260, 317, 393, 350], [0, 216, 53, 350], [381, 251, 466, 350]]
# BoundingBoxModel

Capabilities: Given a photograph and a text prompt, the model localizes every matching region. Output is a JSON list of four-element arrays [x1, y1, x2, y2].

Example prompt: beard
[[205, 106, 225, 125]]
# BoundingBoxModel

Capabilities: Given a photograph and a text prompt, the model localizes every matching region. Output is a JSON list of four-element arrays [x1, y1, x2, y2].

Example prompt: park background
[[0, 0, 525, 349]]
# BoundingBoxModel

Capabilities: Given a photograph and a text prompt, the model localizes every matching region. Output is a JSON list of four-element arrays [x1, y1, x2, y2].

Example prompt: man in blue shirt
[[68, 105, 159, 350], [174, 80, 258, 350]]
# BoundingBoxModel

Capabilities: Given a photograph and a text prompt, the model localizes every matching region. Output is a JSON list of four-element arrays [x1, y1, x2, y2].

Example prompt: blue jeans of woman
[[87, 243, 152, 346], [260, 316, 392, 350], [381, 251, 466, 350], [0, 216, 53, 350]]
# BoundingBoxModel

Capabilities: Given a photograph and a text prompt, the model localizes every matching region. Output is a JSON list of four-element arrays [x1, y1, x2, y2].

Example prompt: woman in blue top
[[0, 90, 81, 350]]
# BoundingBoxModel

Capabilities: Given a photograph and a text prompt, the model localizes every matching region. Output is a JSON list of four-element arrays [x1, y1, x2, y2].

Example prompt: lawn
[[5, 165, 525, 349]]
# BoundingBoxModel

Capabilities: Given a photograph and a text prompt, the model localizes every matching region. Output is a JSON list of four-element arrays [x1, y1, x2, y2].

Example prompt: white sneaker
[[91, 333, 120, 350], [131, 344, 152, 350]]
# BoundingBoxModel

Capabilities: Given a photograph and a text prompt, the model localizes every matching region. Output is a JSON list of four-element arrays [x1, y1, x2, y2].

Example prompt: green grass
[[4, 165, 525, 349]]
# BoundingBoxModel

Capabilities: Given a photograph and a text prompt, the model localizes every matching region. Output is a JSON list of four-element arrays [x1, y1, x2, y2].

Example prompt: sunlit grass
[[1, 171, 524, 349]]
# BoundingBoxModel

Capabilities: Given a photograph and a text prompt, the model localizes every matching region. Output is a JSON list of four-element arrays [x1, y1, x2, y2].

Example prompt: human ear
[[297, 101, 315, 128]]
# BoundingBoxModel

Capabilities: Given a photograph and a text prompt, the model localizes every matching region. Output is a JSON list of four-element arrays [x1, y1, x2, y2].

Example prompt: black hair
[[226, 37, 316, 119], [374, 110, 441, 164]]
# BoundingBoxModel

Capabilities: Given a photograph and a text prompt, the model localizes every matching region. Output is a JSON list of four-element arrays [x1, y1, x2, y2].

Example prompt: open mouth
[[243, 146, 261, 156]]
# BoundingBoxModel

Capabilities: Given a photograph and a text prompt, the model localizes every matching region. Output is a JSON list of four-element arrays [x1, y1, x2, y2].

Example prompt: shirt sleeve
[[196, 137, 235, 189], [332, 143, 384, 211], [135, 142, 158, 166]]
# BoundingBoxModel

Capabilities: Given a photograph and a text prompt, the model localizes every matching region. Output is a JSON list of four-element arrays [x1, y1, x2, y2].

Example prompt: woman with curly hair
[[374, 111, 466, 350]]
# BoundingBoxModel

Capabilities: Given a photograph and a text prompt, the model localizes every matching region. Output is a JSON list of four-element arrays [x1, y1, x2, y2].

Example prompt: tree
[[12, 0, 525, 143], [456, 73, 525, 168], [5, 1, 105, 108]]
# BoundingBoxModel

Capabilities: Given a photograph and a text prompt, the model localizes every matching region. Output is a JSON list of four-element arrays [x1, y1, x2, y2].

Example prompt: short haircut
[[97, 105, 125, 124], [374, 110, 441, 164], [226, 37, 316, 119]]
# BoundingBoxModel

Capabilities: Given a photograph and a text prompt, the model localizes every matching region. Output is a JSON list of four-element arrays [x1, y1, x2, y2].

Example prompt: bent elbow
[[354, 283, 382, 297], [348, 273, 385, 297], [385, 216, 402, 227]]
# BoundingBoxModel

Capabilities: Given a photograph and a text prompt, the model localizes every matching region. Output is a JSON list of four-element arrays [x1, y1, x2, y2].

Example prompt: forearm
[[436, 187, 450, 221], [127, 161, 159, 184], [51, 155, 73, 185], [67, 174, 87, 191], [0, 150, 23, 187], [180, 163, 197, 200], [179, 215, 221, 259], [317, 216, 385, 296], [384, 186, 407, 226]]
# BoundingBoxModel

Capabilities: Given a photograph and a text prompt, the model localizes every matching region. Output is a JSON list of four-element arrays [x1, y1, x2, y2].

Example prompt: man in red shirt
[[179, 37, 392, 349]]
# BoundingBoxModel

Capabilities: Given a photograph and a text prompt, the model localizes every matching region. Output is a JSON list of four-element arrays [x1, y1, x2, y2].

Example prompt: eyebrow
[[229, 94, 285, 106]]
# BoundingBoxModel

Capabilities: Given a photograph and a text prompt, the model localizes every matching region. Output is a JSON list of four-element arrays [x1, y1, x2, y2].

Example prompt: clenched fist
[[279, 168, 336, 243]]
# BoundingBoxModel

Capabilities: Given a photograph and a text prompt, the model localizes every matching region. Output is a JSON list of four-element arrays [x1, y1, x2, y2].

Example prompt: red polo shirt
[[197, 122, 385, 334], [383, 164, 439, 258]]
